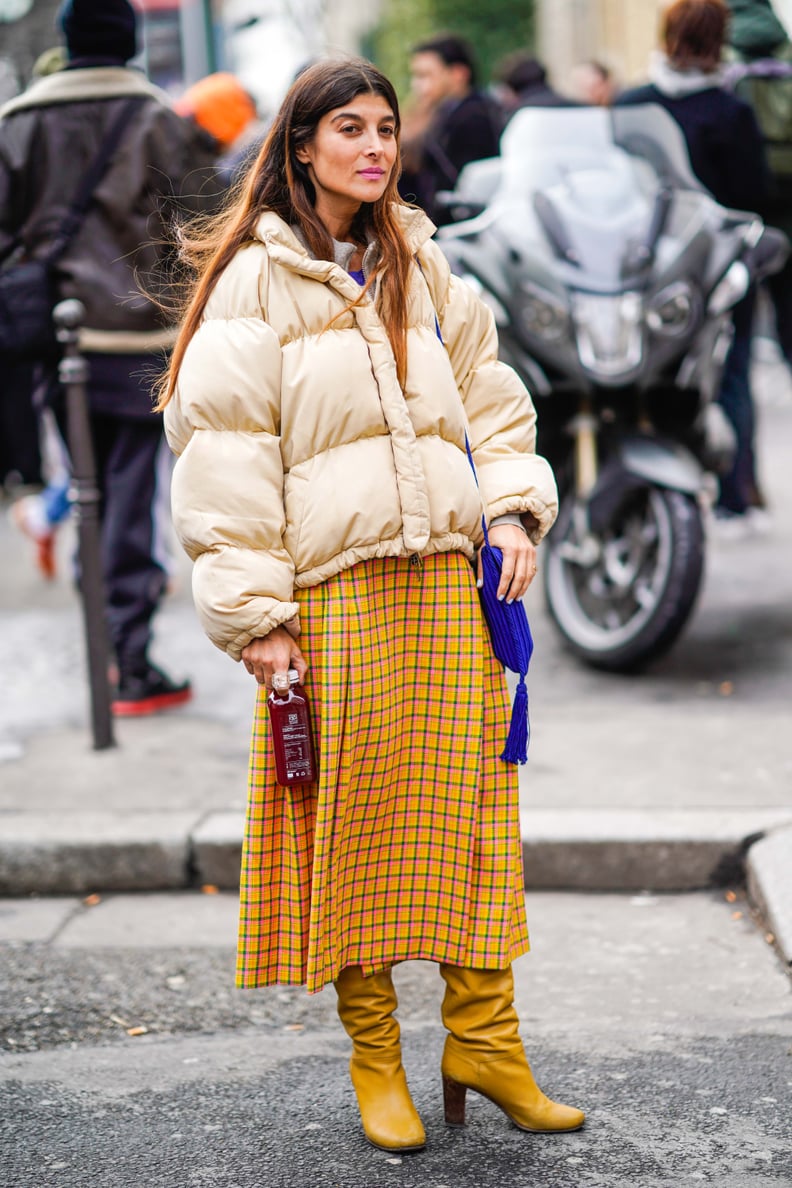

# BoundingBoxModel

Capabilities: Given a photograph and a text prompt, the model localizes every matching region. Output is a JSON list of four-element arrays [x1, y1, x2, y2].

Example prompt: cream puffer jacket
[[165, 206, 558, 660]]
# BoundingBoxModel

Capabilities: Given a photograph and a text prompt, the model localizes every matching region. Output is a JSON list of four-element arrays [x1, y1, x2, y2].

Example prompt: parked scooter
[[437, 105, 787, 671]]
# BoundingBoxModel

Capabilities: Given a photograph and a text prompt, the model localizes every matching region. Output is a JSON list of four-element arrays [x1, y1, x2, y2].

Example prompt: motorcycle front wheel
[[544, 486, 704, 672]]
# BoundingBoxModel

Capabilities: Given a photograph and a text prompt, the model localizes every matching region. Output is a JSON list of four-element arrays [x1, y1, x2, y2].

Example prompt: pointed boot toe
[[442, 1039, 584, 1133]]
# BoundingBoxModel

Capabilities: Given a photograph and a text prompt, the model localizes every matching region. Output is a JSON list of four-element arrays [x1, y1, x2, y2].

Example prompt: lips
[[359, 169, 385, 179]]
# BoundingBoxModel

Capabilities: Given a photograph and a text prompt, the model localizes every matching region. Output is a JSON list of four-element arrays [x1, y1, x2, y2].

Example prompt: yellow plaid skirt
[[236, 551, 530, 993]]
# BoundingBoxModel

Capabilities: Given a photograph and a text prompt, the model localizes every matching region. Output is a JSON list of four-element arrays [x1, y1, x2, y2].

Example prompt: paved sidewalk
[[1, 360, 791, 963]]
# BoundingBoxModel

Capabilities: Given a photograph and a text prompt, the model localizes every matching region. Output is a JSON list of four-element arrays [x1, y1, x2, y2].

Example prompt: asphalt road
[[1, 890, 791, 1187]]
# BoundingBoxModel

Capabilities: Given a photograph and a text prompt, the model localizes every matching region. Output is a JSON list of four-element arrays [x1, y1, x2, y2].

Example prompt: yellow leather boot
[[334, 965, 426, 1152], [439, 964, 585, 1133]]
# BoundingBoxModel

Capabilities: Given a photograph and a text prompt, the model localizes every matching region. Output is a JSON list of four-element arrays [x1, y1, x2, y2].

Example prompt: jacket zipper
[[409, 553, 424, 582]]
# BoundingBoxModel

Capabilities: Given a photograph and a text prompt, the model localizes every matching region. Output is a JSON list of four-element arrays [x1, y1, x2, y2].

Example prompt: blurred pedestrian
[[400, 34, 502, 221], [617, 0, 770, 526], [174, 70, 259, 184], [8, 407, 71, 581], [568, 59, 619, 106], [493, 52, 577, 116], [0, 0, 223, 712], [158, 58, 583, 1152], [725, 0, 792, 385]]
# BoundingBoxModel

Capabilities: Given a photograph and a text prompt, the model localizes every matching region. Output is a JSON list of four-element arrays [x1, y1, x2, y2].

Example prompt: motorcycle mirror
[[434, 191, 487, 222], [746, 225, 790, 281]]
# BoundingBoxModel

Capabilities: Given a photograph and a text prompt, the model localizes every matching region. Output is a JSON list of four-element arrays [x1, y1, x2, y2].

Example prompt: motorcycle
[[436, 104, 788, 671]]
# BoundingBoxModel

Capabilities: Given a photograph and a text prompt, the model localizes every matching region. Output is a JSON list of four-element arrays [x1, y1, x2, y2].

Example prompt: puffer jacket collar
[[251, 205, 436, 298]]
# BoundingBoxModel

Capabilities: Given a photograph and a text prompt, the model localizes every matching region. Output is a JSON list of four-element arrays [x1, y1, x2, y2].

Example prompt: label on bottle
[[267, 683, 317, 786], [281, 710, 313, 782]]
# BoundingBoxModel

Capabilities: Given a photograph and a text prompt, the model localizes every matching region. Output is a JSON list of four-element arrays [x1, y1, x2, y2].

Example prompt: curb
[[745, 824, 792, 967], [0, 813, 195, 896], [2, 810, 791, 908], [518, 808, 792, 892]]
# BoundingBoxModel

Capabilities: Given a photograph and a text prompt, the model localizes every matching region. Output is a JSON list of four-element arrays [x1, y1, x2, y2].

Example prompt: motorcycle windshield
[[493, 106, 720, 293]]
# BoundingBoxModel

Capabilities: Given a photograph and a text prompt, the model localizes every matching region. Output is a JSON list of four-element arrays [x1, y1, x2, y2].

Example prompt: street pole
[[54, 299, 116, 751], [180, 0, 217, 83]]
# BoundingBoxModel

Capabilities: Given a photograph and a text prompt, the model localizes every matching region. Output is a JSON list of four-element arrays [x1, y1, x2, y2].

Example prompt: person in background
[[0, 0, 223, 711], [400, 33, 502, 222], [568, 59, 619, 105], [174, 71, 259, 180], [158, 57, 583, 1154], [493, 52, 577, 117], [726, 0, 792, 391], [8, 406, 70, 581], [616, 0, 770, 528]]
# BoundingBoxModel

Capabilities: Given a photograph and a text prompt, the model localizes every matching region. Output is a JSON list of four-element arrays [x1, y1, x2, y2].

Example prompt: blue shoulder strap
[[416, 254, 490, 546]]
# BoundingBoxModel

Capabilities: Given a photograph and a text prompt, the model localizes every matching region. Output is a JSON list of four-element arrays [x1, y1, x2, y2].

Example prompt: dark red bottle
[[267, 670, 317, 786]]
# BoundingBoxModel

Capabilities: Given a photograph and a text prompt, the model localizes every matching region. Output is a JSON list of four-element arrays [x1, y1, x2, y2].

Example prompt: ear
[[295, 144, 311, 165], [450, 62, 471, 90]]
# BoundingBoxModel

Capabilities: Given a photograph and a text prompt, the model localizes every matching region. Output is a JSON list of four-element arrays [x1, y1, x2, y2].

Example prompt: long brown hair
[[156, 58, 413, 408]]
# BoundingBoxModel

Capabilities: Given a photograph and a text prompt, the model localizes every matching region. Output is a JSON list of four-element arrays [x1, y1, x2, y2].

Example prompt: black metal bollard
[[54, 299, 116, 751]]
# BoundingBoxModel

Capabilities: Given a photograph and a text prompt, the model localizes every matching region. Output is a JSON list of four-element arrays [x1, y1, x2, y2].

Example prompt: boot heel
[[443, 1074, 467, 1126]]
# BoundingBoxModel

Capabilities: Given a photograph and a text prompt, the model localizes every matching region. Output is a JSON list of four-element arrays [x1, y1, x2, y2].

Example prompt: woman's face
[[296, 92, 398, 228]]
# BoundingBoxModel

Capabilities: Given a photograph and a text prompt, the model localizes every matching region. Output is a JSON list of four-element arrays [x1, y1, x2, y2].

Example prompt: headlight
[[459, 271, 508, 327], [646, 282, 699, 337], [516, 284, 569, 342], [708, 261, 750, 316], [572, 291, 643, 379]]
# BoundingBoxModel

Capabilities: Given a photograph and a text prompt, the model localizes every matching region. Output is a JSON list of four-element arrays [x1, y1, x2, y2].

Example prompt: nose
[[364, 132, 386, 158]]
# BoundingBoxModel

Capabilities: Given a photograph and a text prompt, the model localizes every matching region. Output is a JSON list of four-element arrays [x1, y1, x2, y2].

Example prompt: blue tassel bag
[[465, 436, 534, 765]]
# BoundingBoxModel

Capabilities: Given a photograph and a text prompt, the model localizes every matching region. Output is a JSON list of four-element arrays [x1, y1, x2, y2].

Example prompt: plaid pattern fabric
[[236, 552, 530, 993]]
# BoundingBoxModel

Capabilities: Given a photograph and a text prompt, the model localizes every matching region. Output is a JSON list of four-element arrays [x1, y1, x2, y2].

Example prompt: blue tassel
[[500, 675, 529, 765]]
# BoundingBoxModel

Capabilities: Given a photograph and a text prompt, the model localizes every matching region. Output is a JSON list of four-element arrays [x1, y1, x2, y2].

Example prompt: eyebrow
[[330, 110, 395, 123]]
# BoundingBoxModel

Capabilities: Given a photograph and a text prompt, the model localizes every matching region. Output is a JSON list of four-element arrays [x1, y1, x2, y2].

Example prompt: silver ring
[[272, 673, 289, 692]]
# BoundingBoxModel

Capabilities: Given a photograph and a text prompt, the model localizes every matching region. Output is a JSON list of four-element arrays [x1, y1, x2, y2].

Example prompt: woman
[[616, 0, 770, 523], [159, 59, 584, 1152]]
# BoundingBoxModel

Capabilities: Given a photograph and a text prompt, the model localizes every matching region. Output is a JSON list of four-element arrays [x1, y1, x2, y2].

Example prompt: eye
[[340, 123, 360, 134], [380, 125, 395, 137]]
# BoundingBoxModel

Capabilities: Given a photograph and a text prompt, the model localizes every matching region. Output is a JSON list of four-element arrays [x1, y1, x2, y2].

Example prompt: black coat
[[399, 90, 502, 223], [615, 83, 769, 212]]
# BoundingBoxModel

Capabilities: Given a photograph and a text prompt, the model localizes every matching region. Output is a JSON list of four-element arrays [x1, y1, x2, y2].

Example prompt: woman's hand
[[241, 626, 308, 690], [480, 522, 538, 603]]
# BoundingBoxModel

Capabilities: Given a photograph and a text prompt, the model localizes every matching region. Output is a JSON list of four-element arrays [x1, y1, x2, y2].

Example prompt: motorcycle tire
[[544, 486, 704, 673]]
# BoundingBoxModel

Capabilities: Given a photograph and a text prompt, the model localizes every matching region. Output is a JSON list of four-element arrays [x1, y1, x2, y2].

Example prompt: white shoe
[[707, 511, 750, 542], [745, 507, 772, 536]]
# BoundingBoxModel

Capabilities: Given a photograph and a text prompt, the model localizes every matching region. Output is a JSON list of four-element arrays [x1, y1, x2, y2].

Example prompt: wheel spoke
[[546, 486, 703, 664], [634, 582, 658, 610]]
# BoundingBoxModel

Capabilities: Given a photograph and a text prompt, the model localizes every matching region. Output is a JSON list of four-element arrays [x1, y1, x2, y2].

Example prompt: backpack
[[725, 45, 792, 188]]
